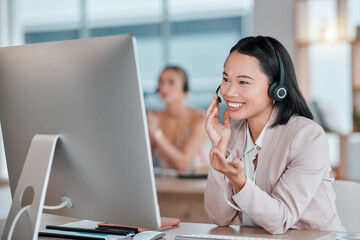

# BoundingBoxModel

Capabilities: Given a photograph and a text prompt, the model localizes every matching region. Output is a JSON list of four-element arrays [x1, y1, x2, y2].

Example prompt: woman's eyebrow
[[223, 71, 254, 80]]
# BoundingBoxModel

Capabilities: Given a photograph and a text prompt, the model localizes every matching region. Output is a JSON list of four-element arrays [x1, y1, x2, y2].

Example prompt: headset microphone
[[215, 85, 222, 103]]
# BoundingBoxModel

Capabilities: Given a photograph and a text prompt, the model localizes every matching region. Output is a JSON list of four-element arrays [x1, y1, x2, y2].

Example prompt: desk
[[156, 176, 209, 223], [0, 214, 331, 239], [155, 176, 241, 225]]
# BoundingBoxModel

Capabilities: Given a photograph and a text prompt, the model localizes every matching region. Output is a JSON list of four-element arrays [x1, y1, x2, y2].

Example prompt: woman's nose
[[224, 83, 240, 98], [158, 84, 167, 92]]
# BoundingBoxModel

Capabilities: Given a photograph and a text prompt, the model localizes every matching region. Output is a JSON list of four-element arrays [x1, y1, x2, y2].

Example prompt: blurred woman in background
[[147, 66, 211, 173]]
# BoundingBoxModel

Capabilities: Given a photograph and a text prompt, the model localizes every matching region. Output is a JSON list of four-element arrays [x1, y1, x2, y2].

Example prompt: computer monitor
[[0, 35, 161, 237]]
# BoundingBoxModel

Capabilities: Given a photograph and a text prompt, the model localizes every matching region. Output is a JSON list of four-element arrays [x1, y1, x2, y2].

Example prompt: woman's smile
[[226, 101, 245, 111]]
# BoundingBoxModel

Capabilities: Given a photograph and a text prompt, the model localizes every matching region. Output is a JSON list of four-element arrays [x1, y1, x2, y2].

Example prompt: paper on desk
[[59, 219, 103, 228]]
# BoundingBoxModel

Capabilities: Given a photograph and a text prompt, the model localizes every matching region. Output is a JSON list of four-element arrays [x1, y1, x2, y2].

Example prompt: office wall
[[253, 0, 295, 60], [0, 0, 23, 47], [0, 0, 10, 46]]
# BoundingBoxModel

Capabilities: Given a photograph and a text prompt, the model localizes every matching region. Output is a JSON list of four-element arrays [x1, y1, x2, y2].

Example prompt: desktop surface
[[0, 214, 331, 240], [156, 176, 207, 194]]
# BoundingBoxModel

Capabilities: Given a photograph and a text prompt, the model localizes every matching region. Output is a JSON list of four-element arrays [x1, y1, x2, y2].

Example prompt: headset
[[215, 85, 222, 103], [183, 81, 189, 93], [215, 41, 288, 103], [267, 44, 287, 102]]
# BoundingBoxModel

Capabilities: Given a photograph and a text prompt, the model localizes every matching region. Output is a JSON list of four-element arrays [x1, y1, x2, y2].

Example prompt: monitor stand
[[1, 134, 59, 240]]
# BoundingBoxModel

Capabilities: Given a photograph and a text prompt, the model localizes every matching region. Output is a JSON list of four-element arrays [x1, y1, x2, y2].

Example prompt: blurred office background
[[0, 0, 360, 205]]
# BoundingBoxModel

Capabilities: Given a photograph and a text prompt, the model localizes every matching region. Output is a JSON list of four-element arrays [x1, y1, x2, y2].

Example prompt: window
[[347, 0, 360, 40], [20, 0, 253, 109], [304, 0, 353, 134]]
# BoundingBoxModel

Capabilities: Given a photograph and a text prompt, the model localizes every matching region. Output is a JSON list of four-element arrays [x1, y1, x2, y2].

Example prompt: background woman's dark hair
[[158, 65, 189, 93], [229, 36, 313, 127]]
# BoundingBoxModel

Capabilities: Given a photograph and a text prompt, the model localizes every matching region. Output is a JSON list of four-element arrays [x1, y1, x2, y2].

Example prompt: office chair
[[332, 180, 360, 232]]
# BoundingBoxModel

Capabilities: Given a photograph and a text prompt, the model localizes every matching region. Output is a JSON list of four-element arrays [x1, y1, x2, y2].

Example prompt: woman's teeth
[[228, 102, 244, 108]]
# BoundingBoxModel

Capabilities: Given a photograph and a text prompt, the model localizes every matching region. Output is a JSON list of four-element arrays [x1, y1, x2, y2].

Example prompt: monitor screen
[[0, 35, 161, 230]]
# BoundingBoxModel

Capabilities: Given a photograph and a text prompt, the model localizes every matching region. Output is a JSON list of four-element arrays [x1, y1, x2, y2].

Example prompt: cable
[[43, 196, 72, 210], [7, 205, 31, 240], [6, 196, 72, 240], [43, 201, 68, 210], [43, 202, 68, 210]]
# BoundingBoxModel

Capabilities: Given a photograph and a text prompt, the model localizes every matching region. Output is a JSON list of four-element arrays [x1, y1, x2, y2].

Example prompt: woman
[[204, 36, 345, 234], [147, 66, 210, 172]]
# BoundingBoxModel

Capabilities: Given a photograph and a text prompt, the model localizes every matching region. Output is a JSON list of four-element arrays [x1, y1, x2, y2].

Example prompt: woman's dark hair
[[158, 65, 189, 93], [229, 36, 313, 127]]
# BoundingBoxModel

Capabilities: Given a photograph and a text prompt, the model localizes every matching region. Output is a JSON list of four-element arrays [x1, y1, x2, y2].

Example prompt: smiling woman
[[204, 36, 346, 234], [220, 53, 273, 127]]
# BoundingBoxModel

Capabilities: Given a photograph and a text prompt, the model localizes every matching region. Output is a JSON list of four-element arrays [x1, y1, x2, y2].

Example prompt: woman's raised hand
[[147, 111, 160, 137], [210, 135, 247, 192], [205, 94, 231, 147]]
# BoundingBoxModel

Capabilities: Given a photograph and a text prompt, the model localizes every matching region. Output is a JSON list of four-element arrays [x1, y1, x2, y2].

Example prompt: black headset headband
[[268, 42, 285, 87]]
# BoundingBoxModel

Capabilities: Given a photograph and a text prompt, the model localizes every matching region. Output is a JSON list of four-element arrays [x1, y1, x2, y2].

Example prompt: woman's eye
[[240, 81, 248, 85], [222, 78, 229, 82]]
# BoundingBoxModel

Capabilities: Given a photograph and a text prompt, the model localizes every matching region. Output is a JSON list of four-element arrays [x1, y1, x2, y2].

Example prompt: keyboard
[[177, 173, 208, 179], [175, 234, 283, 240]]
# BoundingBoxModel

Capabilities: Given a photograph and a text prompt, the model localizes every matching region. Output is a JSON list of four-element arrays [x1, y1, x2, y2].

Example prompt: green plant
[[354, 107, 360, 132]]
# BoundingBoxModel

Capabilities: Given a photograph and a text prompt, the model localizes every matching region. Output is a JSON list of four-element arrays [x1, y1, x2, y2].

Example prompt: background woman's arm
[[153, 115, 209, 171]]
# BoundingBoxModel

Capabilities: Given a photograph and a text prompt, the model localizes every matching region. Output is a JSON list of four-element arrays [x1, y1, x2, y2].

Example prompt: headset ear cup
[[268, 82, 288, 102], [184, 82, 189, 93], [268, 82, 278, 101], [275, 85, 287, 100]]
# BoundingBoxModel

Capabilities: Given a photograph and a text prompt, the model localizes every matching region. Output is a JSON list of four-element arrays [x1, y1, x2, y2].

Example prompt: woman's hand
[[147, 111, 160, 137], [210, 135, 247, 193], [205, 94, 231, 147]]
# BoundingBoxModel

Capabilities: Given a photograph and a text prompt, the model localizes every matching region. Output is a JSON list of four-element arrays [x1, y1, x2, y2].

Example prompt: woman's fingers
[[206, 94, 219, 117], [216, 134, 229, 154], [210, 148, 245, 180], [223, 109, 231, 127], [205, 103, 219, 131], [210, 148, 228, 171], [147, 112, 160, 134], [147, 111, 152, 119], [229, 158, 244, 171], [208, 104, 218, 122]]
